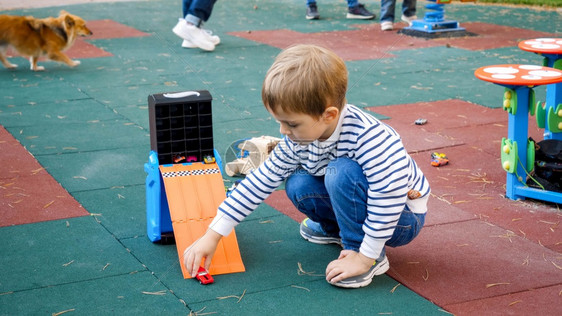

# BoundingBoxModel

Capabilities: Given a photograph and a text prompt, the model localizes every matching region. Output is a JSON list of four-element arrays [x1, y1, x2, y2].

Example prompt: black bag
[[528, 138, 562, 192]]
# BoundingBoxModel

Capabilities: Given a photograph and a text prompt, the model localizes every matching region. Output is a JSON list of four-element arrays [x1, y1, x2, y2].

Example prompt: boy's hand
[[183, 229, 222, 277], [325, 250, 374, 284]]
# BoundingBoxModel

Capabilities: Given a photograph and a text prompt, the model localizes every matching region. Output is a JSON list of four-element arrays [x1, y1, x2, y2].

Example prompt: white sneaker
[[401, 14, 417, 26], [381, 21, 393, 31], [172, 19, 215, 51], [182, 30, 220, 48]]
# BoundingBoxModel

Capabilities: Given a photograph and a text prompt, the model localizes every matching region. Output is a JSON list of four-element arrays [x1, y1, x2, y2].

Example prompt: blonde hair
[[262, 44, 348, 117]]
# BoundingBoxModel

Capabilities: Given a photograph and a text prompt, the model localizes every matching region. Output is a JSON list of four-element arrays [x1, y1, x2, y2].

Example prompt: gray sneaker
[[346, 3, 375, 20], [331, 255, 390, 288], [299, 218, 341, 245], [306, 4, 320, 20]]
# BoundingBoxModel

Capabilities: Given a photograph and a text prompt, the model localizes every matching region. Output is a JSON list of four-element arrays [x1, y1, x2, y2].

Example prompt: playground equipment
[[145, 90, 245, 279], [400, 0, 467, 38], [474, 64, 562, 203]]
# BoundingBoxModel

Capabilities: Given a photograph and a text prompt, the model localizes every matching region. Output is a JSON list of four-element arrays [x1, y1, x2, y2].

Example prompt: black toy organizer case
[[148, 90, 214, 165]]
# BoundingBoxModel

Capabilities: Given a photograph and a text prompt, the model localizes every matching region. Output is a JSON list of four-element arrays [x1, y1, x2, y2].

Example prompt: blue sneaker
[[300, 218, 341, 245], [331, 255, 390, 288]]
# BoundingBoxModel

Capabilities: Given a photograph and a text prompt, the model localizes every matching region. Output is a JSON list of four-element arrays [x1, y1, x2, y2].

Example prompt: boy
[[183, 44, 430, 288]]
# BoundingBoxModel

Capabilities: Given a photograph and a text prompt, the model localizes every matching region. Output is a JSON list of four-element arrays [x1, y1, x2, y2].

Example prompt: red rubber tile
[[229, 23, 558, 61], [0, 126, 88, 227], [444, 22, 558, 51], [412, 144, 562, 249], [444, 284, 562, 316], [386, 220, 562, 308], [85, 19, 151, 40], [367, 99, 506, 131], [265, 190, 305, 223], [228, 28, 437, 61]]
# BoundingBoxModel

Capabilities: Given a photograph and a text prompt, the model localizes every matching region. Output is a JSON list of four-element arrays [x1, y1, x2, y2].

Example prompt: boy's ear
[[322, 106, 339, 122]]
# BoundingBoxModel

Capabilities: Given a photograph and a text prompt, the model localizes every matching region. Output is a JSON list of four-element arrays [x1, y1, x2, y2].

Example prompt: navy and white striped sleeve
[[210, 137, 299, 236]]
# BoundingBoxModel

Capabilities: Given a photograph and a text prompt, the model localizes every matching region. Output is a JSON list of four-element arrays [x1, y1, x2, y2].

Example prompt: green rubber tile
[[0, 216, 145, 294], [112, 104, 150, 130], [0, 271, 187, 315], [0, 98, 119, 128], [72, 184, 146, 239], [0, 76, 87, 106], [5, 119, 147, 156], [36, 145, 149, 192], [188, 277, 443, 316], [123, 204, 339, 302]]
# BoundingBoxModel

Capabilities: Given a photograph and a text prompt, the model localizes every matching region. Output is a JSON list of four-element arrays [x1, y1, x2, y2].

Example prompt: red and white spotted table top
[[518, 38, 562, 55], [474, 64, 562, 86]]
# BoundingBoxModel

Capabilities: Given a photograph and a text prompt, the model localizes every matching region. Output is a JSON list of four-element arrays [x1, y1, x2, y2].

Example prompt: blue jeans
[[183, 0, 217, 26], [306, 0, 359, 8], [285, 157, 425, 258], [380, 0, 416, 23]]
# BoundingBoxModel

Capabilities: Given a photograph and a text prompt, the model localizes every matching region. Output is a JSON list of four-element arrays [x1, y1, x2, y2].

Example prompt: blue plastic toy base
[[406, 19, 466, 33], [144, 149, 224, 243]]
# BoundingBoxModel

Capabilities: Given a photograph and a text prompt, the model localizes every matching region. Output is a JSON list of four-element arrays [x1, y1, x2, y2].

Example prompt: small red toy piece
[[196, 266, 214, 285], [431, 152, 449, 167]]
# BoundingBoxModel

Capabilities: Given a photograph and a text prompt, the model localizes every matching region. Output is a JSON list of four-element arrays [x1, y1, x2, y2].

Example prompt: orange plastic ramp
[[160, 162, 245, 279]]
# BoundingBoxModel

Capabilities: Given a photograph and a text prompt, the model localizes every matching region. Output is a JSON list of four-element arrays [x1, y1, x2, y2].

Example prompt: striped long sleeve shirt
[[210, 104, 430, 259]]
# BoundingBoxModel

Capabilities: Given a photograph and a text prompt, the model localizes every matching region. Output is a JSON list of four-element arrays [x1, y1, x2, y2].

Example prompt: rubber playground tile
[[111, 104, 150, 130], [368, 99, 506, 130], [6, 119, 147, 156], [385, 220, 562, 308], [0, 216, 146, 293], [0, 98, 119, 128], [228, 28, 438, 62], [188, 277, 444, 316], [410, 145, 562, 249], [0, 126, 88, 226], [0, 125, 43, 178], [265, 190, 306, 224], [72, 184, 146, 239], [122, 206, 339, 300], [439, 22, 560, 51], [0, 271, 187, 315], [36, 145, 149, 193], [444, 284, 562, 316], [86, 19, 151, 40], [444, 118, 544, 158], [0, 79, 88, 106]]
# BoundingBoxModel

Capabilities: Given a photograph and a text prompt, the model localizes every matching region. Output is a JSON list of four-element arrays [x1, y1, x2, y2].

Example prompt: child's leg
[[385, 206, 425, 248], [285, 168, 339, 234], [324, 157, 369, 251]]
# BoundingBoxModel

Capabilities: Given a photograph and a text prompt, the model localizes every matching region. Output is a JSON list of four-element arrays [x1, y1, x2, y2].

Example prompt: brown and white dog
[[0, 10, 92, 71]]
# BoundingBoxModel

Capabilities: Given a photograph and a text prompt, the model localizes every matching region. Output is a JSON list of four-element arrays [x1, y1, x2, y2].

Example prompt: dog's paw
[[70, 60, 81, 67], [31, 65, 45, 71], [6, 63, 17, 69]]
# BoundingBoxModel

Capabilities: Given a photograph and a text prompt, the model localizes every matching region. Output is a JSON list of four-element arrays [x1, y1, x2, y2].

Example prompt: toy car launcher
[[144, 90, 245, 280], [474, 65, 562, 204]]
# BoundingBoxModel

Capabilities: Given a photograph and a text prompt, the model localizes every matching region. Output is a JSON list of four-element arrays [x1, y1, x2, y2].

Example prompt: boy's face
[[268, 106, 338, 145]]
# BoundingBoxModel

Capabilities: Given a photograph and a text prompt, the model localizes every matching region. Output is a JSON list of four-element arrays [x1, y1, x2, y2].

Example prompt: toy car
[[203, 155, 216, 164], [431, 152, 449, 167], [415, 118, 427, 125], [196, 266, 214, 285]]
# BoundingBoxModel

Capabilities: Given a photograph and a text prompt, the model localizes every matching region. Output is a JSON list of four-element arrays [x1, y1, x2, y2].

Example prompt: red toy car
[[196, 267, 214, 285]]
